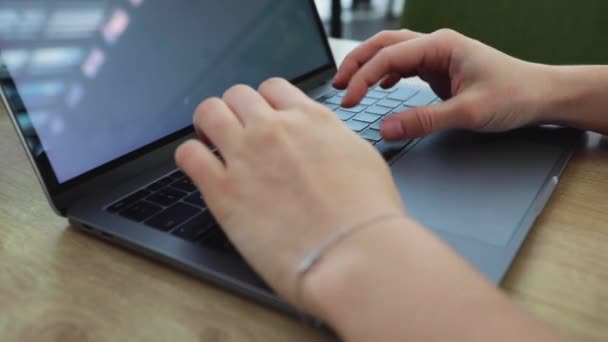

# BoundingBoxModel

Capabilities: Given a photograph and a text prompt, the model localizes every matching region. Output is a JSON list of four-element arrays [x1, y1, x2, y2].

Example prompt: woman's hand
[[175, 78, 405, 305], [335, 29, 557, 140]]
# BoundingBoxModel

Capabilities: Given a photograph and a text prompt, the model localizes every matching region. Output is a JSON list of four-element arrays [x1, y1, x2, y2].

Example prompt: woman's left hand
[[175, 78, 405, 305]]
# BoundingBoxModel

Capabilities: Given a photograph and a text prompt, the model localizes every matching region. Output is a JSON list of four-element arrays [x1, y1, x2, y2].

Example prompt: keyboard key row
[[171, 177, 197, 192], [147, 176, 174, 191], [148, 188, 188, 207], [146, 202, 199, 231], [172, 210, 218, 241], [120, 201, 162, 222], [107, 189, 151, 213]]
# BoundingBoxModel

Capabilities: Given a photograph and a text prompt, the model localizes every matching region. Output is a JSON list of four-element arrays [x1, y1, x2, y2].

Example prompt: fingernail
[[340, 95, 350, 107], [381, 120, 404, 138]]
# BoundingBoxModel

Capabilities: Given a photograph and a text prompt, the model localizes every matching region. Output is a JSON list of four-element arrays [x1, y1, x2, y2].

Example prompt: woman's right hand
[[334, 29, 558, 140]]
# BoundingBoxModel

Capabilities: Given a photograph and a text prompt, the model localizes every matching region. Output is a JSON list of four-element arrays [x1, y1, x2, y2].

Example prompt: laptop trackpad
[[391, 131, 562, 246]]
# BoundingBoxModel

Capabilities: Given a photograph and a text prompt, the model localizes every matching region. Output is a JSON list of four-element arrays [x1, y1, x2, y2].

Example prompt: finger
[[175, 139, 226, 196], [258, 78, 316, 110], [223, 84, 274, 125], [380, 98, 471, 140], [194, 119, 212, 147], [342, 32, 452, 107], [333, 29, 423, 89], [193, 97, 243, 154], [379, 73, 402, 89]]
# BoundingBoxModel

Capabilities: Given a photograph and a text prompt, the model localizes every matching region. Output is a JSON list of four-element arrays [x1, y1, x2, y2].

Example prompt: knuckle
[[223, 84, 249, 100], [175, 142, 194, 166], [258, 77, 285, 93], [175, 141, 202, 171], [253, 117, 289, 144], [433, 28, 460, 42], [196, 97, 222, 115], [374, 30, 393, 41], [309, 105, 337, 123], [195, 101, 228, 130], [413, 107, 436, 134], [377, 46, 397, 69], [342, 52, 359, 67]]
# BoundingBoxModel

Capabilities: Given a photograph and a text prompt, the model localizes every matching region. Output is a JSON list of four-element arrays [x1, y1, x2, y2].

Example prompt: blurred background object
[[314, 0, 404, 40], [315, 0, 608, 65], [401, 0, 608, 65]]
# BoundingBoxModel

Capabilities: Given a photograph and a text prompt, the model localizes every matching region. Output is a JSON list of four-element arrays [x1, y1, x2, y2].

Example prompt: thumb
[[380, 98, 470, 140]]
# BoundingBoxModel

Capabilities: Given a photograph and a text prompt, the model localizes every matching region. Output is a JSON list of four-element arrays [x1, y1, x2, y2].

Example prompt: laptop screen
[[0, 0, 332, 185]]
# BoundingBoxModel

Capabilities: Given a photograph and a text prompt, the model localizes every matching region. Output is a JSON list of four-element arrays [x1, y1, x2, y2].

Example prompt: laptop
[[1, 0, 580, 321]]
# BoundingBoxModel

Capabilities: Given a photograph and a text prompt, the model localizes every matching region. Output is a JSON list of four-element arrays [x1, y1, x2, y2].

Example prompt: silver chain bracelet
[[294, 212, 406, 308]]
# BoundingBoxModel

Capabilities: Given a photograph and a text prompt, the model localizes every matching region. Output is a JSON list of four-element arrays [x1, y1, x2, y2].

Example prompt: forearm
[[535, 65, 608, 134], [300, 218, 564, 342]]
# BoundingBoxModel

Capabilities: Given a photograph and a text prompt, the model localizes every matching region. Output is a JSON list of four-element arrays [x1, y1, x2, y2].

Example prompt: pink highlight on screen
[[129, 0, 144, 7], [102, 9, 130, 44], [82, 48, 105, 79]]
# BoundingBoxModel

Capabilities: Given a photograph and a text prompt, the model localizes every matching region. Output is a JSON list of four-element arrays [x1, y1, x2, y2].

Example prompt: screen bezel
[[0, 0, 337, 199]]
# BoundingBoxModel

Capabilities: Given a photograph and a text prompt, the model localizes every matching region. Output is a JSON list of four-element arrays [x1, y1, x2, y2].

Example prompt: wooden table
[[1, 39, 607, 342]]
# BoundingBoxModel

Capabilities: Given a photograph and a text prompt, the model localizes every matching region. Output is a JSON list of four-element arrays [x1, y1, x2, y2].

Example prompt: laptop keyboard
[[106, 83, 439, 252], [106, 170, 236, 253], [315, 83, 439, 161]]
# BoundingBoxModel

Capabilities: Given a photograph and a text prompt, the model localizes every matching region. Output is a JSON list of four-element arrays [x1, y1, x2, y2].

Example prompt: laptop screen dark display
[[0, 0, 333, 192]]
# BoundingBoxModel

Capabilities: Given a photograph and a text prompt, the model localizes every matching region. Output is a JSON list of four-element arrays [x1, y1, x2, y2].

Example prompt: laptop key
[[373, 86, 396, 93], [169, 170, 185, 179], [315, 95, 330, 103], [387, 88, 419, 102], [346, 119, 370, 132], [172, 210, 216, 241], [147, 188, 188, 207], [371, 119, 383, 130], [325, 95, 343, 105], [145, 202, 199, 232], [366, 105, 392, 116], [323, 102, 340, 111], [340, 104, 368, 113], [353, 112, 382, 123], [366, 90, 386, 99], [314, 90, 338, 103], [326, 90, 339, 98], [107, 189, 151, 212], [171, 177, 197, 193], [392, 104, 411, 113], [146, 177, 174, 191], [360, 128, 383, 142], [360, 97, 378, 106], [376, 139, 412, 160], [404, 90, 438, 107], [184, 192, 206, 208], [336, 109, 355, 121], [376, 98, 402, 109], [120, 201, 162, 222]]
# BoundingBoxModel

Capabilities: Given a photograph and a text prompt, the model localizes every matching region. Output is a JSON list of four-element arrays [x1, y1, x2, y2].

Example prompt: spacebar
[[375, 139, 412, 160]]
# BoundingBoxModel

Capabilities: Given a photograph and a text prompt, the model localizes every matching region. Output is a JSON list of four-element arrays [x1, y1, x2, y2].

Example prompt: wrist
[[531, 64, 608, 131], [296, 215, 565, 342], [297, 216, 416, 337]]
